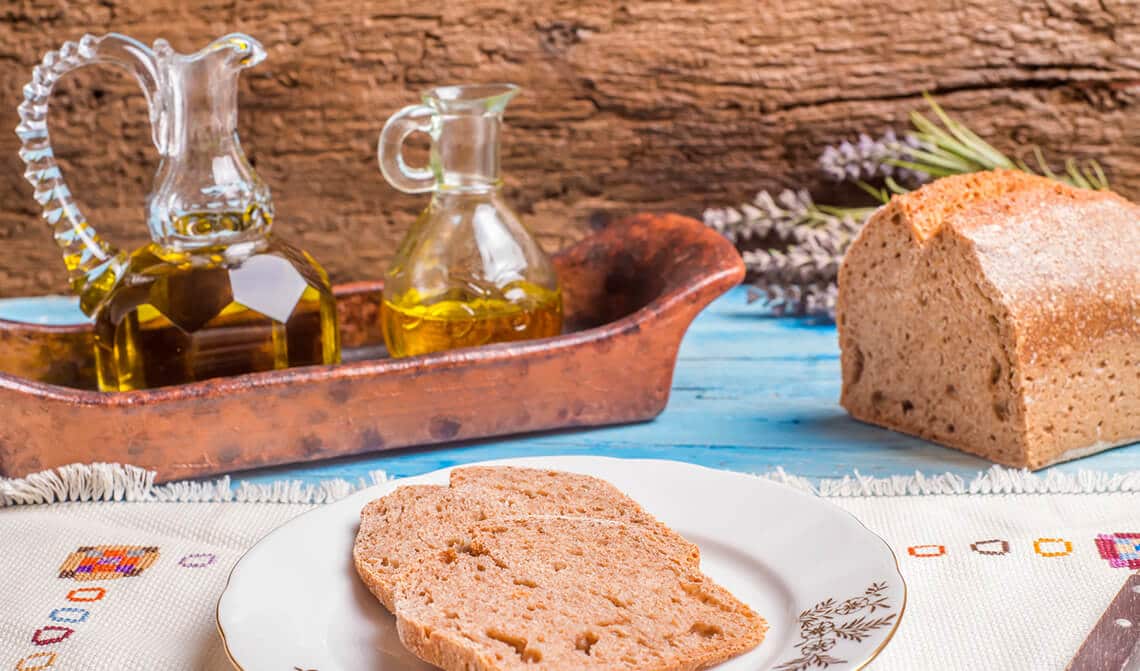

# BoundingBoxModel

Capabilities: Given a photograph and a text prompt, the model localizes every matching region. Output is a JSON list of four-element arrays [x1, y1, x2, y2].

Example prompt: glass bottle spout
[[429, 83, 519, 192], [189, 33, 267, 69], [379, 83, 520, 194], [148, 33, 272, 251]]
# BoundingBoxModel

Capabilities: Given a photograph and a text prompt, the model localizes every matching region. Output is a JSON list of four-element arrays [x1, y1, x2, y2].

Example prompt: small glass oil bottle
[[377, 84, 562, 358]]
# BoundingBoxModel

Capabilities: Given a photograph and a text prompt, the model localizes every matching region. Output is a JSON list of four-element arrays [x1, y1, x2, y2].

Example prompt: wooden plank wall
[[1, 0, 1137, 296]]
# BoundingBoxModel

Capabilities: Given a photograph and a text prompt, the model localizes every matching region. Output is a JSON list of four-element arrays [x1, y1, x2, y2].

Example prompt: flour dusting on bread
[[837, 170, 1140, 468]]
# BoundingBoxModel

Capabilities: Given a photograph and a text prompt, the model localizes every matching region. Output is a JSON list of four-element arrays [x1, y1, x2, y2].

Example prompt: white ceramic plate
[[217, 456, 905, 670]]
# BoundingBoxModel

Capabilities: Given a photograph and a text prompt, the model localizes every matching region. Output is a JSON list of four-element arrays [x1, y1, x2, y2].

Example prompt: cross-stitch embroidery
[[906, 536, 1108, 560], [48, 608, 88, 624], [58, 546, 159, 580], [970, 539, 1010, 556], [907, 544, 945, 558], [1033, 538, 1073, 558], [178, 552, 217, 568], [1095, 533, 1140, 569], [15, 652, 56, 671], [31, 626, 73, 646], [66, 587, 105, 602]]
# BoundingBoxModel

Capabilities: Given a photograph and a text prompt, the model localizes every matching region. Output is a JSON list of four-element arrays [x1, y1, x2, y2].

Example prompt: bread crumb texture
[[837, 169, 1139, 469], [354, 467, 766, 670]]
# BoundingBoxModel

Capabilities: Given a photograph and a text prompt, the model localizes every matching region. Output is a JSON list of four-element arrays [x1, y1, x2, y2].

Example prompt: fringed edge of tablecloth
[[4, 461, 1140, 506], [766, 465, 1140, 497], [0, 463, 394, 507]]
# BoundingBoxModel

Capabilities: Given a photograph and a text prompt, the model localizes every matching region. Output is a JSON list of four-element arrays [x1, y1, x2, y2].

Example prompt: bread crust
[[838, 170, 1140, 468], [353, 468, 764, 670]]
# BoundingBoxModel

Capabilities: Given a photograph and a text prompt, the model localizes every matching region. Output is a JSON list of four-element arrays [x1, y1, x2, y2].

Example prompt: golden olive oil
[[378, 85, 563, 360], [92, 213, 340, 391], [381, 283, 562, 358]]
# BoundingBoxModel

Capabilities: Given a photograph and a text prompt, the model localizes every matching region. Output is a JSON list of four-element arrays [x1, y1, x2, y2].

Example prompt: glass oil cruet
[[16, 33, 340, 391], [377, 84, 562, 358]]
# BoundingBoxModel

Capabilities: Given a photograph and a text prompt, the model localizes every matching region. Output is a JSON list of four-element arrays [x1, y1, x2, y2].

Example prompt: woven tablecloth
[[2, 464, 1138, 670]]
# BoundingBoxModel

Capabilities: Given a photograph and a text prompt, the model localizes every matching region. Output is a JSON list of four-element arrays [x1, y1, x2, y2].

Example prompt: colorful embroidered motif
[[774, 582, 896, 671], [66, 587, 105, 602], [907, 544, 945, 558], [48, 608, 89, 624], [58, 546, 159, 580], [970, 539, 1010, 556], [1095, 533, 1140, 569], [178, 552, 217, 568], [31, 626, 73, 646], [15, 652, 56, 670], [1033, 538, 1073, 558]]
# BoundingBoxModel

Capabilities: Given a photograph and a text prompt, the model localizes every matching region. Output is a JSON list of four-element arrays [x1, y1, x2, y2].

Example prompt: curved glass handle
[[377, 103, 436, 194], [15, 33, 161, 314]]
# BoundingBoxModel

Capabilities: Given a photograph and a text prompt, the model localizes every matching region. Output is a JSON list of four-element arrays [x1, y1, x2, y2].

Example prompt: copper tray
[[0, 214, 743, 482]]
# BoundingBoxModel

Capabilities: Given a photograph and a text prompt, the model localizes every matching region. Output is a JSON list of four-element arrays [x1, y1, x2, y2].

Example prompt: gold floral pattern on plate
[[775, 582, 897, 671]]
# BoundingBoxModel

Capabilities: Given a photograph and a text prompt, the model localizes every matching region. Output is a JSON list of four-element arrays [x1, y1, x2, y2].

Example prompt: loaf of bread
[[837, 170, 1139, 469], [353, 466, 766, 670]]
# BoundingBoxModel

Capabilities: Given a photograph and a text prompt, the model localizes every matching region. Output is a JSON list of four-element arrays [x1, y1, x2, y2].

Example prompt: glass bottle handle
[[377, 104, 436, 194], [15, 33, 161, 314]]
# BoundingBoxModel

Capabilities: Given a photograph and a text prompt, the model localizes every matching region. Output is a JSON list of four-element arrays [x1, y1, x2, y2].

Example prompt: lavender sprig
[[703, 189, 872, 246], [704, 190, 868, 317], [818, 129, 930, 187], [738, 220, 858, 318], [848, 95, 1109, 200], [748, 282, 838, 319]]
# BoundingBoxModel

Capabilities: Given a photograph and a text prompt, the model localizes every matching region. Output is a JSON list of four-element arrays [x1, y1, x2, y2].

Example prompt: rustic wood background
[[1, 0, 1138, 297]]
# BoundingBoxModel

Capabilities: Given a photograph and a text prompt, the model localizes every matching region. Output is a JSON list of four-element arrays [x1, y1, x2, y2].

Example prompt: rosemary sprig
[[874, 93, 1109, 200]]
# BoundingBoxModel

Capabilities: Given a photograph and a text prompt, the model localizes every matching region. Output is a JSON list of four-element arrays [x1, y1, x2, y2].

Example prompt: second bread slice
[[396, 515, 767, 670]]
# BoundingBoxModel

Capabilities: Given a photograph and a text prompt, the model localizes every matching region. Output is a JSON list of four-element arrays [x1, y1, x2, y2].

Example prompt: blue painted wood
[[0, 295, 88, 325], [5, 289, 1138, 483], [232, 287, 1140, 485]]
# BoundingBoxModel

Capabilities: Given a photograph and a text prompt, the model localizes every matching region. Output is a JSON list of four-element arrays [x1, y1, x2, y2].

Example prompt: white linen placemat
[[1, 465, 1138, 670]]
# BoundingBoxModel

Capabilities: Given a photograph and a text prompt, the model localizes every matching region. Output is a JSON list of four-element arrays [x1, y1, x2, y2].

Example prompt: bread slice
[[353, 467, 699, 611], [450, 466, 699, 557], [837, 169, 1140, 468], [395, 515, 767, 670], [354, 484, 506, 610]]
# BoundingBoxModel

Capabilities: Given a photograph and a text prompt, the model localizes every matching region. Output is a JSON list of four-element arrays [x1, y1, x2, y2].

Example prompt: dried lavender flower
[[818, 129, 930, 186], [748, 282, 838, 319], [703, 189, 869, 246], [705, 188, 871, 320], [741, 236, 844, 287], [702, 203, 747, 244], [739, 223, 857, 318]]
